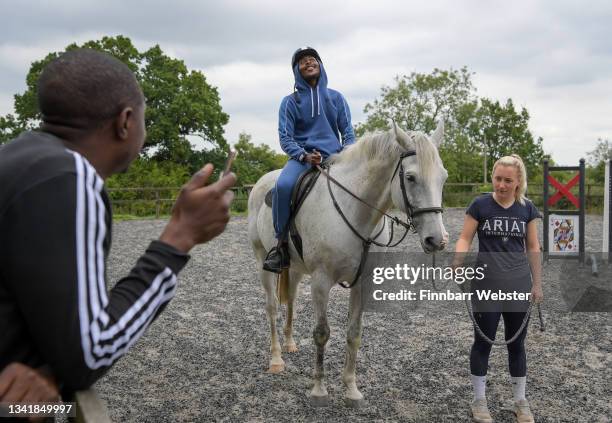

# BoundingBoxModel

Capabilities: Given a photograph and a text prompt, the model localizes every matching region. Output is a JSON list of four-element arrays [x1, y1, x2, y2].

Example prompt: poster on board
[[549, 214, 579, 255]]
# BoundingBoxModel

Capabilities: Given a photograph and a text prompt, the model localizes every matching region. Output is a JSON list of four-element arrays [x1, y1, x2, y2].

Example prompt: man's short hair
[[37, 49, 144, 130]]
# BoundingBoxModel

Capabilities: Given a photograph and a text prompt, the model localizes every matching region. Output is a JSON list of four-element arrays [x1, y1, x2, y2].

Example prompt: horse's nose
[[424, 235, 446, 251]]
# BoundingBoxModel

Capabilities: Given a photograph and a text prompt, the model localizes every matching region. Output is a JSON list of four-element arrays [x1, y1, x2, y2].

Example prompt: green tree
[[469, 98, 548, 180], [0, 35, 228, 164], [105, 158, 192, 217], [0, 115, 24, 144], [233, 133, 287, 186], [587, 138, 611, 165], [586, 138, 611, 183], [356, 67, 476, 137], [357, 67, 548, 182], [106, 158, 191, 189]]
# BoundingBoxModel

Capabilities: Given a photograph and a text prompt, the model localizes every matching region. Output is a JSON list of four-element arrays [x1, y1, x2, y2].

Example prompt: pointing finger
[[214, 172, 237, 192], [184, 164, 214, 191]]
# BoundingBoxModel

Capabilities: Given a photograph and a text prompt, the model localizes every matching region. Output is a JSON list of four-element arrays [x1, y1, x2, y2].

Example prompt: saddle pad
[[264, 167, 320, 210]]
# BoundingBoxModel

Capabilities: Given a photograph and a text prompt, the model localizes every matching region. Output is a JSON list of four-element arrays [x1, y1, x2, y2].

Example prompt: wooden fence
[[106, 183, 606, 218], [107, 186, 251, 217]]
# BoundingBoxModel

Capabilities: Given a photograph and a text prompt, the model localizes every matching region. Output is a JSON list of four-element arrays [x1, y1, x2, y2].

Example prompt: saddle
[[265, 167, 321, 260]]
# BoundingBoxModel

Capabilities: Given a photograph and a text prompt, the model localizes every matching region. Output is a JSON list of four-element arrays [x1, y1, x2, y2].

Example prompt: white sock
[[511, 376, 527, 401], [471, 374, 487, 400]]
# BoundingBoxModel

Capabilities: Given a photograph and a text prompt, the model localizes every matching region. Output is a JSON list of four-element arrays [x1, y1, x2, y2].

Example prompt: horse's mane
[[330, 129, 442, 180]]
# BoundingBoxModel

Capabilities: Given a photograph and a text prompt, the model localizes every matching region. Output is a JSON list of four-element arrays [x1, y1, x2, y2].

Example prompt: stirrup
[[262, 245, 289, 274], [263, 247, 283, 274]]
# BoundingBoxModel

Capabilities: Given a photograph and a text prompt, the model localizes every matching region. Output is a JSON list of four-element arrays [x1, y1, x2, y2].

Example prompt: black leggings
[[470, 311, 529, 377]]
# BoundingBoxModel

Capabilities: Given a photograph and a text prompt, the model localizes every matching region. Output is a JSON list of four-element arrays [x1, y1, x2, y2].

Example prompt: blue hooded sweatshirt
[[278, 60, 355, 161]]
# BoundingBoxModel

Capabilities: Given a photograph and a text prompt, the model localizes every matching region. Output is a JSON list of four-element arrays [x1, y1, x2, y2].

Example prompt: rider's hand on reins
[[306, 149, 322, 165]]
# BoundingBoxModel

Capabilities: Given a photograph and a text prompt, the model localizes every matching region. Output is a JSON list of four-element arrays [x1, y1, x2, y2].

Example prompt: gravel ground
[[96, 209, 611, 422]]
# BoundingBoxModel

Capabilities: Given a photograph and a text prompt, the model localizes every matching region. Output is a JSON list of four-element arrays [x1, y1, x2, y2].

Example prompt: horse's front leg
[[342, 285, 365, 407], [310, 275, 332, 406]]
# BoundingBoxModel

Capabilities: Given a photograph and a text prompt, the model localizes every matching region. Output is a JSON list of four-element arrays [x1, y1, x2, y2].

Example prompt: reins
[[316, 150, 443, 289], [465, 297, 533, 346]]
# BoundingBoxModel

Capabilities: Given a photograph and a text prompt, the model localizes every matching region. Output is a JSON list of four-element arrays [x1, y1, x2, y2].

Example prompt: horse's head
[[390, 121, 449, 253]]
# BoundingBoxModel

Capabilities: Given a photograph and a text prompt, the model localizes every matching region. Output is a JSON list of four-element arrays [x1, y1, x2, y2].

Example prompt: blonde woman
[[455, 154, 543, 423]]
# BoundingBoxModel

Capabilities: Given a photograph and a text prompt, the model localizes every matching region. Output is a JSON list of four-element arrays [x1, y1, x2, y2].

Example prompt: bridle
[[391, 151, 444, 229], [318, 149, 444, 288]]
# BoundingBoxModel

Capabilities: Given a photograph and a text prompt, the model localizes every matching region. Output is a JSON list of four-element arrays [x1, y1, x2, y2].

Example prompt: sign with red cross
[[547, 174, 580, 208]]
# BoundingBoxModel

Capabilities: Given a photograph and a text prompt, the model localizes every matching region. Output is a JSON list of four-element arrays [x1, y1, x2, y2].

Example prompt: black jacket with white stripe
[[0, 131, 189, 391]]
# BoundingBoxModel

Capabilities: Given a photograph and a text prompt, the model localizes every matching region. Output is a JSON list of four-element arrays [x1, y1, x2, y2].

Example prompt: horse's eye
[[405, 175, 416, 182]]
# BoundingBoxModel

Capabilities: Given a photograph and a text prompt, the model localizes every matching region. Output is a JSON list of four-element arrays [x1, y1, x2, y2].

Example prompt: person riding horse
[[263, 46, 356, 273]]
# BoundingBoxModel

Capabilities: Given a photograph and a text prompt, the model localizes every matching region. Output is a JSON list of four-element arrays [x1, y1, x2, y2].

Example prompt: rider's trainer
[[264, 46, 356, 273]]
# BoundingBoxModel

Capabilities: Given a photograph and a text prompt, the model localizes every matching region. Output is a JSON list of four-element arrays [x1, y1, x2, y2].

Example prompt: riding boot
[[263, 241, 290, 274]]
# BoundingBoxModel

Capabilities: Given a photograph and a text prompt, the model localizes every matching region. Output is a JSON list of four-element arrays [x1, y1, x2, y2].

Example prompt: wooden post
[[605, 159, 611, 263], [483, 141, 487, 184], [155, 190, 160, 219], [543, 160, 549, 262]]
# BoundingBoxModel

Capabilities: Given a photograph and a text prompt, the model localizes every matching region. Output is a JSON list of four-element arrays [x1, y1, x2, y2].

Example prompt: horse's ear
[[431, 119, 444, 147], [392, 120, 410, 149]]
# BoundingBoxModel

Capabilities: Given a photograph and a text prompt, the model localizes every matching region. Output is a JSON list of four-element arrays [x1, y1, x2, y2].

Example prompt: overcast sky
[[1, 0, 610, 165]]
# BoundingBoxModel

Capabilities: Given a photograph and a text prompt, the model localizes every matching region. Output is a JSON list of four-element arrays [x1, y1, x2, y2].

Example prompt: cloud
[[0, 0, 610, 164]]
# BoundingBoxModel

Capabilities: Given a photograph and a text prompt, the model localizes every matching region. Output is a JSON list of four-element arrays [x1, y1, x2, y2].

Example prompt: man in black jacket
[[0, 49, 236, 398]]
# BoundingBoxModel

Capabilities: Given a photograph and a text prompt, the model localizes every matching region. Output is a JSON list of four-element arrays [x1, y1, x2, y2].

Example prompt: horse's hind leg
[[310, 275, 332, 406], [283, 269, 302, 353], [342, 286, 365, 407], [261, 269, 285, 373]]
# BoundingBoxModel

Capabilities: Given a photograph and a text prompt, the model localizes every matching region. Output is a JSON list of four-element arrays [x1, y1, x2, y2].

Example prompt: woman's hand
[[530, 284, 543, 304]]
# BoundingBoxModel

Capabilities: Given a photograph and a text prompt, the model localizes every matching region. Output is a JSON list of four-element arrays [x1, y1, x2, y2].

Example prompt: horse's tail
[[277, 269, 290, 305]]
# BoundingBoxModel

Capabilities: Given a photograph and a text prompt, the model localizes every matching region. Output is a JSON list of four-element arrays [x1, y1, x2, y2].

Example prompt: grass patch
[[114, 211, 248, 222], [114, 214, 167, 221]]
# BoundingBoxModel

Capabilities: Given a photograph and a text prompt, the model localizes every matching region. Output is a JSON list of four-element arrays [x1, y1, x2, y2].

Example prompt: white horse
[[247, 122, 448, 406]]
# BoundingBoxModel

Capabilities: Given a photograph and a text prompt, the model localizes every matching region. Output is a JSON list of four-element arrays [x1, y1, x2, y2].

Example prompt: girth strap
[[338, 240, 372, 289]]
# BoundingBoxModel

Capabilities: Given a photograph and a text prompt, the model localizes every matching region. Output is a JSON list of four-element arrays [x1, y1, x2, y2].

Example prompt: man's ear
[[114, 107, 133, 140]]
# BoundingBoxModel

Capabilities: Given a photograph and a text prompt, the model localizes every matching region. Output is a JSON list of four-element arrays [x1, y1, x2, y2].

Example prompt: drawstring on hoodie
[[310, 87, 314, 118], [293, 84, 321, 118], [309, 86, 321, 118]]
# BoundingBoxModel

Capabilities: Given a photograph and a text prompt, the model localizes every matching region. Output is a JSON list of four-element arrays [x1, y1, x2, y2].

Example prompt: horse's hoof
[[344, 397, 365, 408], [310, 395, 329, 407], [283, 343, 298, 353], [268, 363, 285, 374]]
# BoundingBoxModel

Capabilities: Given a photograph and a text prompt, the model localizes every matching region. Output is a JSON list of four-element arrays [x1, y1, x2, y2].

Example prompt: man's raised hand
[[160, 164, 236, 253]]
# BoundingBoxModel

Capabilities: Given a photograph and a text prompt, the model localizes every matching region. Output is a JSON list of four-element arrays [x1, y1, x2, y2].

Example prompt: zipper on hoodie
[[317, 86, 320, 116]]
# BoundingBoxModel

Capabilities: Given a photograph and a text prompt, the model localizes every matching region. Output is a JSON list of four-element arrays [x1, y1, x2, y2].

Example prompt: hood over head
[[292, 55, 328, 118]]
